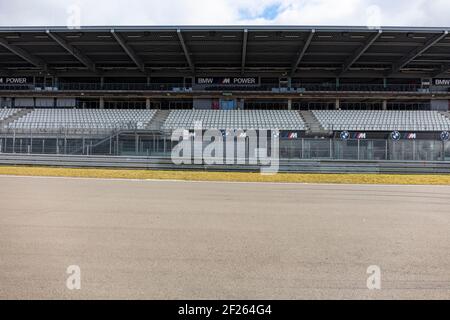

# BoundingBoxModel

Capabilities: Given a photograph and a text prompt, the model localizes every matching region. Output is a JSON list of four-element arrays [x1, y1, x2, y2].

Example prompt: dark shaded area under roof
[[1, 26, 450, 79]]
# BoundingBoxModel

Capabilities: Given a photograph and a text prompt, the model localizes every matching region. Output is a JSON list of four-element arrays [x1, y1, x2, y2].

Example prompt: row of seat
[[313, 110, 450, 131], [8, 109, 157, 130], [163, 110, 307, 130], [3, 108, 450, 132], [0, 108, 20, 121]]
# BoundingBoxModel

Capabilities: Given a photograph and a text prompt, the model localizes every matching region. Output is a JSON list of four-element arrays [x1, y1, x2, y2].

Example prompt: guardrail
[[1, 154, 450, 174], [0, 83, 447, 93]]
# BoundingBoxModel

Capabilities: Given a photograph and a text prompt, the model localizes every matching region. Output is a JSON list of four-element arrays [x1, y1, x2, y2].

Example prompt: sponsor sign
[[196, 77, 259, 86], [433, 78, 450, 86], [281, 131, 302, 140], [441, 131, 450, 141], [421, 78, 431, 86], [0, 77, 29, 85], [340, 131, 350, 140], [338, 132, 367, 140], [391, 131, 401, 141], [405, 133, 417, 140]]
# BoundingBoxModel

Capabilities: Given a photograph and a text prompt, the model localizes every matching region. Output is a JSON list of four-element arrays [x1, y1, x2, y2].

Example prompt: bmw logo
[[391, 131, 401, 141], [441, 131, 450, 141], [340, 131, 350, 140]]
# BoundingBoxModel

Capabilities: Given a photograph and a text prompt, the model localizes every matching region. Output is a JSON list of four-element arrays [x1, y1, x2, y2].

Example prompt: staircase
[[300, 111, 327, 134], [147, 109, 171, 131], [441, 111, 450, 121], [0, 108, 33, 128]]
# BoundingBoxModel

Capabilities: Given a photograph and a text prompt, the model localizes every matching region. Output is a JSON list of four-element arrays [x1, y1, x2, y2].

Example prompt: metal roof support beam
[[241, 29, 248, 75], [0, 38, 47, 70], [339, 29, 382, 77], [111, 30, 145, 73], [432, 63, 450, 78], [0, 68, 11, 76], [290, 29, 315, 77], [177, 29, 195, 74], [46, 30, 96, 72], [389, 30, 448, 76]]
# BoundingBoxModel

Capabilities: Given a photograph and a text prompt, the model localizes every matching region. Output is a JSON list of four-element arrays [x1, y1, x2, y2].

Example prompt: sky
[[0, 0, 450, 27]]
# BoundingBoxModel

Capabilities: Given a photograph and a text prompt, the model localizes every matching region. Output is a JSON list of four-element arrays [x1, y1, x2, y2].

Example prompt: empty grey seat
[[312, 110, 450, 131], [8, 109, 158, 132], [163, 110, 306, 130]]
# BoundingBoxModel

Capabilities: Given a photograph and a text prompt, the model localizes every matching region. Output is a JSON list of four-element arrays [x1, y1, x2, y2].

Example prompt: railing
[[293, 83, 424, 92], [58, 82, 190, 91], [1, 153, 450, 174], [3, 120, 450, 135], [326, 123, 450, 132], [0, 82, 446, 93], [1, 121, 149, 135]]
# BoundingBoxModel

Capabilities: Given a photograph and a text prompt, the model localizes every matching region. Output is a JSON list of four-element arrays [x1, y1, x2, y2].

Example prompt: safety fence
[[1, 153, 450, 174]]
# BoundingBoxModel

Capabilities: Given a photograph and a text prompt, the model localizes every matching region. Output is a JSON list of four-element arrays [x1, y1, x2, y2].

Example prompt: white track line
[[0, 174, 449, 188]]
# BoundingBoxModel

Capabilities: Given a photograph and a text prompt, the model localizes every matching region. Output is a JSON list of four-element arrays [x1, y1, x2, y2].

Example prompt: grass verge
[[0, 165, 449, 185]]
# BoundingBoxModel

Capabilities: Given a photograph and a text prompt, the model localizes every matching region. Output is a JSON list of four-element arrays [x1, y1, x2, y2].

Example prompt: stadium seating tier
[[163, 110, 307, 130], [312, 110, 450, 131]]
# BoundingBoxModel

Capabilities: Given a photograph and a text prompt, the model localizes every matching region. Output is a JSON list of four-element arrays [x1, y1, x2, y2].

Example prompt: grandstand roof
[[1, 26, 450, 78]]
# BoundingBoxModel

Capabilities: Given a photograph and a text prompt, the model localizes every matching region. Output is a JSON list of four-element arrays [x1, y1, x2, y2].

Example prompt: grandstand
[[0, 108, 20, 121], [0, 26, 450, 162], [312, 110, 450, 131], [7, 109, 157, 131], [163, 110, 306, 130]]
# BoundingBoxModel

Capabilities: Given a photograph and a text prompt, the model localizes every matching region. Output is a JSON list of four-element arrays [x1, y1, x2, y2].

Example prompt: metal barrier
[[1, 82, 448, 93], [1, 153, 450, 174]]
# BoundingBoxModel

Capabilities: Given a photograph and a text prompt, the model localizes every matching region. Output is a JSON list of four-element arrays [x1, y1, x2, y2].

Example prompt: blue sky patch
[[239, 3, 281, 20]]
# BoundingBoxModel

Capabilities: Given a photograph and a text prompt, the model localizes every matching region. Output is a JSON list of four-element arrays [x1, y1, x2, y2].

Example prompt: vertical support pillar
[[287, 99, 292, 110], [116, 134, 119, 156], [135, 132, 139, 155], [82, 137, 85, 155], [12, 131, 16, 153], [146, 98, 151, 109], [357, 139, 360, 160], [30, 132, 33, 154], [383, 100, 387, 110], [164, 137, 167, 155], [99, 97, 105, 109], [336, 77, 340, 90], [383, 78, 387, 89], [385, 140, 388, 160], [335, 98, 340, 110]]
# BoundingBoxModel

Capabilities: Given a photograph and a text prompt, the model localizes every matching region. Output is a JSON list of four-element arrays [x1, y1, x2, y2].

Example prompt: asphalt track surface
[[0, 175, 449, 300]]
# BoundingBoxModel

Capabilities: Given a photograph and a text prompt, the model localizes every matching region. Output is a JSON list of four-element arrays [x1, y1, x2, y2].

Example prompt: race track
[[0, 175, 449, 300]]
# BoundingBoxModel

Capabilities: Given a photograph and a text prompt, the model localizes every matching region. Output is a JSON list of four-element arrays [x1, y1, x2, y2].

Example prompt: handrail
[[0, 82, 448, 93]]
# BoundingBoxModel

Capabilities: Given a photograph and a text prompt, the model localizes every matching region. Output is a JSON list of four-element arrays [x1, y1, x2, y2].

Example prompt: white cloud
[[0, 0, 450, 27]]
